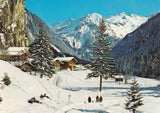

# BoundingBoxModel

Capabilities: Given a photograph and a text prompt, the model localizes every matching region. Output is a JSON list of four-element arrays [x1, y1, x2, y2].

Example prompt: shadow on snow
[[63, 86, 160, 97], [63, 86, 159, 91], [63, 87, 129, 91], [65, 108, 109, 113]]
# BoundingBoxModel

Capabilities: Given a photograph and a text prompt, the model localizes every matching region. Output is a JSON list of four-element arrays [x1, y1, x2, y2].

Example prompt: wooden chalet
[[0, 47, 31, 72], [0, 47, 30, 61], [53, 57, 78, 71]]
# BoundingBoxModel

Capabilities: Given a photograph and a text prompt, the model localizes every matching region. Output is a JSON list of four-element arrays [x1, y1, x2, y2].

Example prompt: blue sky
[[26, 0, 160, 25]]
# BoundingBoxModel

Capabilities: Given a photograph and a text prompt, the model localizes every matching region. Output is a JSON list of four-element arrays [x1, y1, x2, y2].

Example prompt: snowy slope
[[50, 12, 147, 59], [106, 12, 147, 38], [0, 60, 160, 113]]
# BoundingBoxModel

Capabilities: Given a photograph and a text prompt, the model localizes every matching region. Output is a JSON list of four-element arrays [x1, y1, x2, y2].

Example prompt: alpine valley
[[1, 0, 160, 113]]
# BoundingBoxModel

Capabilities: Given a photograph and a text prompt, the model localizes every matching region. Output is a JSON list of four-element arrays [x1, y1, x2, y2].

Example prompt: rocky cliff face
[[0, 0, 77, 59], [0, 0, 29, 47]]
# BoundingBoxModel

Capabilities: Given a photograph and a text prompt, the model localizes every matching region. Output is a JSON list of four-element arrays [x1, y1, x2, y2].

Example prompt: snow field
[[0, 60, 160, 113]]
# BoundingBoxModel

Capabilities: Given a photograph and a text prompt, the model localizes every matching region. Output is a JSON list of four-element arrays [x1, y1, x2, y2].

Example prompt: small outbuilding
[[0, 47, 31, 72], [114, 75, 124, 82]]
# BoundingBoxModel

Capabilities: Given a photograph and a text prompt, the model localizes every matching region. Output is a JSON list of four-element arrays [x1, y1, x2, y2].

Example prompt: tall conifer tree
[[87, 17, 115, 91], [30, 23, 55, 78], [152, 55, 160, 78], [125, 78, 143, 113]]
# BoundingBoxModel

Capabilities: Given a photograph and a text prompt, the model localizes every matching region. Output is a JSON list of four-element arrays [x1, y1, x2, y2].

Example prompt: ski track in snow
[[12, 83, 30, 96], [34, 77, 53, 98]]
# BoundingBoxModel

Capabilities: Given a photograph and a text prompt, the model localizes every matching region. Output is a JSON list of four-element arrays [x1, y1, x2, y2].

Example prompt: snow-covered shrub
[[40, 93, 49, 99], [53, 75, 62, 86], [0, 83, 5, 90], [0, 95, 2, 102], [28, 97, 40, 104], [68, 94, 71, 104], [2, 73, 11, 86]]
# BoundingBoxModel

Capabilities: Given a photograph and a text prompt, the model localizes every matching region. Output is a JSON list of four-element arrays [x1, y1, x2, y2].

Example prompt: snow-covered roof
[[0, 47, 29, 56], [54, 57, 78, 63], [9, 61, 26, 66], [7, 47, 29, 56], [114, 75, 124, 79], [51, 44, 61, 53]]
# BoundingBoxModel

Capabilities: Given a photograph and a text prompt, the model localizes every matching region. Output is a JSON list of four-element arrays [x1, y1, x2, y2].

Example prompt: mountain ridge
[[50, 12, 147, 59], [25, 9, 79, 58]]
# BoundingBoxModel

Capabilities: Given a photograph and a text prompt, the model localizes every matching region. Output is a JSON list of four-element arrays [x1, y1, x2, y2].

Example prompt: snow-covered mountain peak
[[65, 18, 74, 23], [86, 13, 102, 19], [87, 13, 102, 17], [106, 12, 147, 38], [50, 12, 148, 59], [118, 12, 128, 17], [119, 12, 126, 15], [111, 12, 128, 19], [85, 13, 102, 25]]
